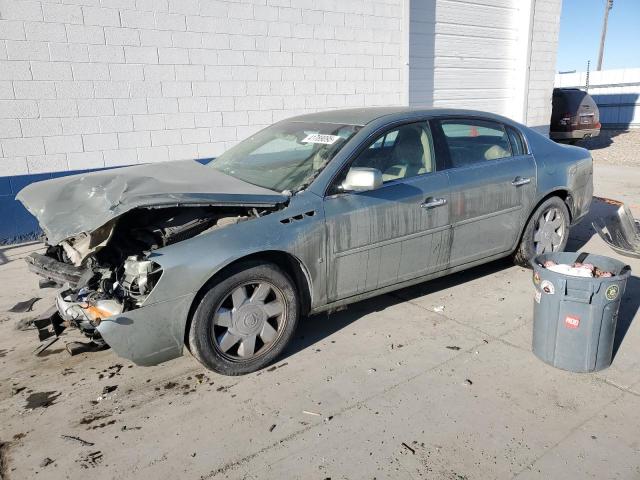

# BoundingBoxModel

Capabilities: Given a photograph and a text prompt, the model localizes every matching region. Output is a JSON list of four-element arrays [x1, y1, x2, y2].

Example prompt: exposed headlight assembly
[[121, 256, 163, 301]]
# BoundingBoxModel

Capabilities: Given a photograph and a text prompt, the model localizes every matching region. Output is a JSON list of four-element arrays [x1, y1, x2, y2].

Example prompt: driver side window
[[352, 122, 435, 183]]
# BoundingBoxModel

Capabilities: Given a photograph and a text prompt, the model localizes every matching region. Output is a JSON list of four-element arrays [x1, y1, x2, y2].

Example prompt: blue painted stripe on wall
[[0, 158, 215, 245]]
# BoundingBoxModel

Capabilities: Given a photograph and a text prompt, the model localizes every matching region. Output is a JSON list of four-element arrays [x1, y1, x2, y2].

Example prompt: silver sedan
[[18, 107, 593, 374]]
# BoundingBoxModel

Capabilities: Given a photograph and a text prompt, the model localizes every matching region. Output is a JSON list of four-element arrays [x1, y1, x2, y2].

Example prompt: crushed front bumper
[[97, 293, 195, 366]]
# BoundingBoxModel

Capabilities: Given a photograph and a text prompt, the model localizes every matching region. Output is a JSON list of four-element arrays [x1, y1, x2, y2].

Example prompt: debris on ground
[[61, 435, 94, 447], [269, 424, 276, 432], [8, 297, 40, 313], [401, 442, 416, 454], [14, 317, 34, 331], [367, 368, 377, 374], [77, 451, 103, 469], [433, 305, 445, 313], [446, 346, 461, 351], [0, 441, 9, 479], [40, 457, 54, 468], [102, 385, 117, 395], [66, 341, 108, 356], [462, 379, 473, 387], [25, 391, 60, 409], [302, 410, 321, 416], [11, 386, 26, 396]]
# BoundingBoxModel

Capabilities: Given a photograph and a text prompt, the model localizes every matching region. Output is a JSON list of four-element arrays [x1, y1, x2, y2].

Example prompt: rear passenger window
[[440, 119, 512, 168], [506, 126, 526, 156]]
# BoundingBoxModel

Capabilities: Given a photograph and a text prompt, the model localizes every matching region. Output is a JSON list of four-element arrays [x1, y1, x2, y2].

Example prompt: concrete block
[[168, 143, 198, 161], [121, 9, 156, 29], [20, 118, 62, 137], [40, 99, 82, 125], [105, 27, 141, 46], [132, 114, 165, 131], [178, 96, 208, 113], [82, 132, 118, 151], [6, 40, 49, 61], [103, 147, 137, 166], [99, 115, 134, 133], [181, 127, 209, 144], [150, 129, 182, 146], [175, 64, 204, 81], [88, 44, 125, 63], [147, 97, 178, 113], [43, 4, 83, 24], [43, 135, 83, 154], [55, 81, 94, 99], [14, 81, 55, 100], [49, 43, 90, 62], [72, 62, 110, 80], [156, 13, 186, 31], [26, 153, 68, 173], [0, 99, 38, 118], [140, 29, 173, 47], [68, 151, 105, 170], [137, 145, 169, 163], [114, 98, 148, 115], [158, 47, 189, 64], [0, 20, 26, 41], [109, 63, 144, 81], [118, 130, 151, 148], [94, 81, 131, 99], [25, 22, 67, 42], [2, 137, 45, 156], [65, 24, 105, 45], [77, 98, 114, 116], [62, 116, 100, 135], [82, 6, 121, 27], [125, 46, 159, 64], [0, 61, 30, 80], [163, 112, 194, 128], [0, 119, 21, 138]]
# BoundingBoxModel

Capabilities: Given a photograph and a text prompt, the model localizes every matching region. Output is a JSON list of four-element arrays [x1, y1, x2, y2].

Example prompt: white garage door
[[409, 0, 524, 118]]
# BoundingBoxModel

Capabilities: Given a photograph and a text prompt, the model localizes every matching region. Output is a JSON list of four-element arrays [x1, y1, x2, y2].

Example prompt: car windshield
[[210, 120, 361, 192]]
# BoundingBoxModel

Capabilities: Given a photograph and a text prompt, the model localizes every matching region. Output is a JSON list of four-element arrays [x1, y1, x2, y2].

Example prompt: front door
[[434, 118, 537, 267], [323, 121, 451, 302]]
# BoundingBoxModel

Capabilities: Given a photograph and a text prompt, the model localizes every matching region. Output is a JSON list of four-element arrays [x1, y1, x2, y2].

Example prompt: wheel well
[[515, 189, 571, 249], [183, 251, 312, 347]]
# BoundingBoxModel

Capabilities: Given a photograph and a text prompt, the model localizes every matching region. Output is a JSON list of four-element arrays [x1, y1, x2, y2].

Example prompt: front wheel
[[188, 261, 299, 375], [514, 197, 570, 267]]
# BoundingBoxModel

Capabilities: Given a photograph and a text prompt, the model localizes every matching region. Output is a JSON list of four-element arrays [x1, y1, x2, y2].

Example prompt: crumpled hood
[[16, 160, 288, 245]]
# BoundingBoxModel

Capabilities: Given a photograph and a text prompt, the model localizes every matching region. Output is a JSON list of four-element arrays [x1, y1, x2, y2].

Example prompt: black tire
[[188, 261, 299, 375], [514, 196, 570, 267]]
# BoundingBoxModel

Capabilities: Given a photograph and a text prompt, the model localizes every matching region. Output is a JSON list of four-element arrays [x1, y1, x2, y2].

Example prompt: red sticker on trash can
[[565, 315, 580, 329]]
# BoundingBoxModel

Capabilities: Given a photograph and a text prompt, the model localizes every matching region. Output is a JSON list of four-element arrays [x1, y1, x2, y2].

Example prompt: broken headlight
[[120, 256, 163, 302]]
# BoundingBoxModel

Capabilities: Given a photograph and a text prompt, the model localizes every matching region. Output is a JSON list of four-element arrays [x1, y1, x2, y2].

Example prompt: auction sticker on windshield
[[302, 133, 341, 145]]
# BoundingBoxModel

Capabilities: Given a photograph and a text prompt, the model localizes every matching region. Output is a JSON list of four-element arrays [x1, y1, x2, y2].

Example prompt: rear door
[[323, 121, 451, 301], [433, 118, 536, 267]]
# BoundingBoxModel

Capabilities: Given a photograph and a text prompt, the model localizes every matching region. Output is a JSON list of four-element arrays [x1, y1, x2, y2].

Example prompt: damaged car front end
[[18, 160, 289, 362]]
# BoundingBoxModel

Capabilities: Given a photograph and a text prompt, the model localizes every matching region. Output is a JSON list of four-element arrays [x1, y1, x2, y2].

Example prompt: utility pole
[[597, 0, 614, 71]]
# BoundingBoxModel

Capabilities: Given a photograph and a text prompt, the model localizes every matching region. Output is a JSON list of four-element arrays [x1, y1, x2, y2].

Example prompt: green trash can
[[531, 252, 631, 372]]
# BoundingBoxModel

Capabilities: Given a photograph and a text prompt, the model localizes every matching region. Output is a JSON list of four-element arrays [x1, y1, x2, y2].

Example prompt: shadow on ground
[[282, 258, 514, 360]]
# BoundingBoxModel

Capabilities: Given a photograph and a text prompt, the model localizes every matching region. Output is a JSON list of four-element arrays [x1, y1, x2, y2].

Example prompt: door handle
[[511, 177, 531, 187], [420, 197, 447, 209]]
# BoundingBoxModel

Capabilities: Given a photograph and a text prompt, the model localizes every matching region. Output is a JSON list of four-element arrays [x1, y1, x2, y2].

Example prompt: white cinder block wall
[[524, 0, 562, 131], [0, 0, 404, 176]]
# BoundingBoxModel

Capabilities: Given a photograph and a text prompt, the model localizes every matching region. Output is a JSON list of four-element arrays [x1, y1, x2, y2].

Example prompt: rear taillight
[[595, 122, 601, 129]]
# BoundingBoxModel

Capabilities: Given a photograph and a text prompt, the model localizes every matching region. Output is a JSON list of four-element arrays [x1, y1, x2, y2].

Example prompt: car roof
[[287, 106, 517, 127]]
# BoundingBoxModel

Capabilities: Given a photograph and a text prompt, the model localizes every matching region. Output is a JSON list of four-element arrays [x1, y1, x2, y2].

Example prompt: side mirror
[[341, 167, 383, 192]]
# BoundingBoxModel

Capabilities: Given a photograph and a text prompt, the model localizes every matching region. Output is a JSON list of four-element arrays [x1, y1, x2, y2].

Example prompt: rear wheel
[[514, 196, 570, 267], [188, 261, 299, 375]]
